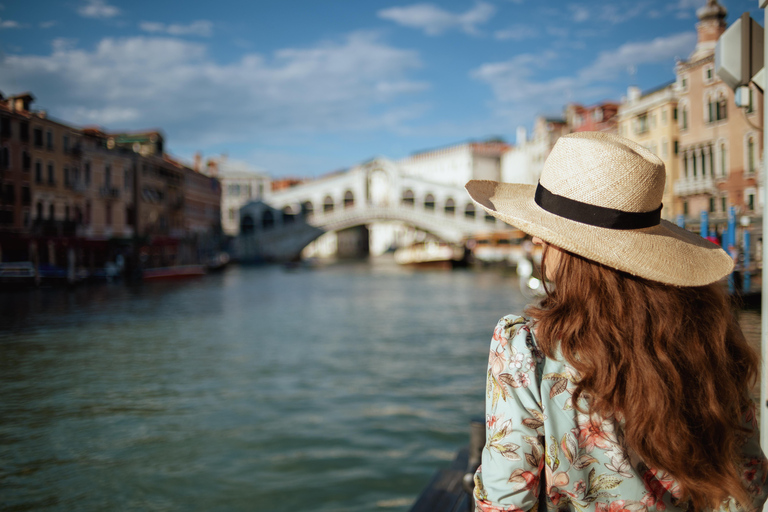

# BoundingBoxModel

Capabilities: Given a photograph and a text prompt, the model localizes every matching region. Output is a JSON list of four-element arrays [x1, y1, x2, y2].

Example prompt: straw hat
[[465, 131, 733, 286]]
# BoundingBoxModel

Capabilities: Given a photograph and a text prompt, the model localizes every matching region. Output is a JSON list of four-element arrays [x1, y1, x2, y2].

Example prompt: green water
[[0, 261, 530, 511]]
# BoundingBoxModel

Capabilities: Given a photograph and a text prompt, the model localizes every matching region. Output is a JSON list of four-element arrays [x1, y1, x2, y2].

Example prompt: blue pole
[[744, 230, 751, 293], [676, 214, 685, 228], [700, 210, 708, 238], [727, 206, 736, 294]]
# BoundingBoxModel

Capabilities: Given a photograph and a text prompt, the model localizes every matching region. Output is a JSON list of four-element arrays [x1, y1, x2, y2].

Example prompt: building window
[[84, 162, 91, 185], [47, 162, 55, 185], [748, 193, 755, 211], [661, 109, 667, 124], [323, 195, 334, 213], [424, 194, 435, 211], [662, 140, 668, 158], [746, 87, 755, 114], [20, 121, 29, 142], [343, 190, 354, 209], [105, 164, 112, 188], [402, 189, 415, 207], [0, 147, 8, 169], [709, 197, 715, 213], [35, 161, 42, 184], [0, 116, 10, 138], [33, 127, 43, 147], [229, 208, 236, 220], [692, 152, 697, 177], [636, 113, 649, 134], [36, 201, 43, 220], [716, 94, 727, 121], [444, 198, 455, 215], [64, 166, 69, 186], [683, 201, 688, 215], [674, 140, 679, 155], [747, 137, 756, 173], [673, 108, 678, 121], [22, 150, 30, 170], [46, 130, 53, 150], [681, 108, 688, 130], [683, 153, 688, 178], [63, 135, 69, 152], [721, 196, 727, 212], [48, 203, 55, 220], [465, 203, 475, 219]]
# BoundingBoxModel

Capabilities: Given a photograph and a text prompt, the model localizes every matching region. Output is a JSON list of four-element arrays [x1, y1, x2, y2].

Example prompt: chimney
[[627, 86, 641, 103], [193, 152, 202, 173]]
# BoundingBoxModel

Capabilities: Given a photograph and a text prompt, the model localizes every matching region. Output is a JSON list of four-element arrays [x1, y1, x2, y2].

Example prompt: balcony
[[673, 176, 717, 197]]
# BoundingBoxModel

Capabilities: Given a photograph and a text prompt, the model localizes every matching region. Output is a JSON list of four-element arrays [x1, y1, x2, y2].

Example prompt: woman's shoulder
[[492, 314, 544, 359]]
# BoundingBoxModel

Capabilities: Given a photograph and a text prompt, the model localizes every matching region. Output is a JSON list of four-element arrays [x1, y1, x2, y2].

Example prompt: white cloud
[[568, 4, 591, 23], [494, 24, 539, 41], [579, 32, 696, 81], [0, 32, 428, 146], [472, 32, 696, 119], [78, 0, 121, 19], [139, 20, 213, 37], [40, 21, 58, 29], [0, 18, 24, 29], [377, 2, 495, 36]]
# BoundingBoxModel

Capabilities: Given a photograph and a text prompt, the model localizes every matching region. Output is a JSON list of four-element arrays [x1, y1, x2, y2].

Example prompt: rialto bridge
[[236, 158, 511, 261]]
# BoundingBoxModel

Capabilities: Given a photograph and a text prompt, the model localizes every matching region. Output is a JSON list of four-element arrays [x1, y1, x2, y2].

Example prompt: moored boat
[[142, 265, 207, 281]]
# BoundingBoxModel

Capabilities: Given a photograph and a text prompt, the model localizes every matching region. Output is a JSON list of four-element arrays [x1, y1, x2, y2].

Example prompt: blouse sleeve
[[474, 315, 545, 512]]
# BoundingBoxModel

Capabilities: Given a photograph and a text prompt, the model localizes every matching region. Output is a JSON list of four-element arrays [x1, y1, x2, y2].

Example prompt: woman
[[465, 132, 768, 512]]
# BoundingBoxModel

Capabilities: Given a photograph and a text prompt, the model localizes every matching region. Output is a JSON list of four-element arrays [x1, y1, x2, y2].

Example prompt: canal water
[[0, 260, 534, 512]]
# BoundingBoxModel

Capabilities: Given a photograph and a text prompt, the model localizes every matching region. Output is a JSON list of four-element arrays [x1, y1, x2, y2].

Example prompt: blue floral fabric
[[473, 315, 768, 512]]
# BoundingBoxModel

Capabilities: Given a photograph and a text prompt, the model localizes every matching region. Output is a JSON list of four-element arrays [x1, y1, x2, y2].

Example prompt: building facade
[[673, 0, 763, 234], [618, 83, 681, 221]]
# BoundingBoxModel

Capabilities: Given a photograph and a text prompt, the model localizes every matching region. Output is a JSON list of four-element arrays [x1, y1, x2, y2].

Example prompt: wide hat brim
[[466, 180, 734, 287]]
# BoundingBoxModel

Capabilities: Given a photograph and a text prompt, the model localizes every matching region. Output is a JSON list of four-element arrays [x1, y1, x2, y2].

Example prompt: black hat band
[[534, 183, 662, 230]]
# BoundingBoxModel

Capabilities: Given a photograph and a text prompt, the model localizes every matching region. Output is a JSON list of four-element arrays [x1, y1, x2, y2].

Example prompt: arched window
[[465, 203, 475, 219], [716, 92, 727, 121], [424, 194, 435, 210], [48, 203, 55, 220], [343, 190, 354, 209], [36, 201, 43, 219], [323, 195, 334, 213], [747, 136, 756, 174], [402, 189, 415, 206], [262, 210, 274, 230], [301, 201, 314, 218], [241, 215, 255, 234], [485, 212, 496, 224], [444, 198, 455, 215], [683, 153, 688, 178]]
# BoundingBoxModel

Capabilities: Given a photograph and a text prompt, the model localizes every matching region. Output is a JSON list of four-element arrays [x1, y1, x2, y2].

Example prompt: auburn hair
[[526, 244, 758, 511]]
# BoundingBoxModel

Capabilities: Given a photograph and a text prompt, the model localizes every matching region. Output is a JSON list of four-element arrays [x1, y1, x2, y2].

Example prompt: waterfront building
[[0, 93, 35, 241], [398, 139, 511, 189], [501, 117, 568, 185], [78, 128, 133, 240], [205, 156, 270, 237], [566, 101, 620, 134], [618, 83, 680, 221], [673, 0, 763, 234]]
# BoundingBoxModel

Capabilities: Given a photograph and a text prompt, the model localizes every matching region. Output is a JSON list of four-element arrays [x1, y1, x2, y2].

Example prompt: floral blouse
[[474, 315, 768, 512]]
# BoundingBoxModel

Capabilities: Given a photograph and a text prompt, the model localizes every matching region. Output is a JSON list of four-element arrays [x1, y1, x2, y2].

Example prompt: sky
[[0, 0, 763, 178]]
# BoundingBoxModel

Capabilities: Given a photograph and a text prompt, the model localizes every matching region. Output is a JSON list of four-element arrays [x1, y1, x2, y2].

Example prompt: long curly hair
[[525, 244, 758, 511]]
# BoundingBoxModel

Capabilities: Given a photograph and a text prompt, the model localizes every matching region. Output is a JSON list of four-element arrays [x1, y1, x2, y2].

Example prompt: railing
[[673, 176, 717, 196]]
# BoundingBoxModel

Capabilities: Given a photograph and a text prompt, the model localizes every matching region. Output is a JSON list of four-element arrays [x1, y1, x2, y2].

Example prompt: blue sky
[[0, 0, 762, 177]]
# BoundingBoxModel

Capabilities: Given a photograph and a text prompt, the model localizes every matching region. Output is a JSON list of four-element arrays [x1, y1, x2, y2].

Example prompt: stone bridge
[[236, 158, 509, 261]]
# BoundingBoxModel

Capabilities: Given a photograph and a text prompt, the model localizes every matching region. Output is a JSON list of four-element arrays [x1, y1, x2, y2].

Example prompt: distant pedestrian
[[465, 132, 767, 512]]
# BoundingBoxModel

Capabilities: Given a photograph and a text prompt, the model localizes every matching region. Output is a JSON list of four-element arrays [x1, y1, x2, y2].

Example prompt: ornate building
[[673, 0, 763, 233]]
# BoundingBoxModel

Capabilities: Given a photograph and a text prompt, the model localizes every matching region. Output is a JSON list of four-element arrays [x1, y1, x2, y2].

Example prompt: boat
[[394, 241, 468, 269], [465, 230, 533, 267], [205, 252, 231, 272], [0, 261, 37, 287], [142, 265, 207, 281]]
